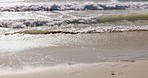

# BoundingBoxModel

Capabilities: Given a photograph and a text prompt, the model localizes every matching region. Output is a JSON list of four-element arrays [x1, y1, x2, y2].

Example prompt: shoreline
[[0, 31, 148, 68], [0, 31, 148, 78]]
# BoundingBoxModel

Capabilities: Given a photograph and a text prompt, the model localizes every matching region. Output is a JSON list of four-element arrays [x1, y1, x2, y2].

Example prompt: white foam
[[0, 2, 148, 11], [0, 0, 24, 2], [0, 34, 58, 52]]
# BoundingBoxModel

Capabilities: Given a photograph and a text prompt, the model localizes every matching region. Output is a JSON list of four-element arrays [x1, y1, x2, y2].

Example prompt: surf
[[0, 2, 148, 11]]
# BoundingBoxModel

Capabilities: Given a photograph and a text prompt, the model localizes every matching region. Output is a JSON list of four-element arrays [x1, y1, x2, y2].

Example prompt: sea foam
[[0, 2, 148, 12], [0, 12, 148, 28]]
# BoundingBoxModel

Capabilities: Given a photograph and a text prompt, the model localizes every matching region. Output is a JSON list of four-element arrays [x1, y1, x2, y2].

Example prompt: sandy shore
[[0, 61, 147, 78], [0, 31, 148, 78]]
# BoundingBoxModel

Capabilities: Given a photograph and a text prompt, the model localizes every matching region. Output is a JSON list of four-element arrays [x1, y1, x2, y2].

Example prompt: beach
[[0, 60, 148, 78], [0, 31, 148, 78], [0, 0, 148, 77]]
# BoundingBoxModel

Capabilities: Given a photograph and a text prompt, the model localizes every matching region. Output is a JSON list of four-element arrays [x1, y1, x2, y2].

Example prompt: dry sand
[[0, 61, 148, 78]]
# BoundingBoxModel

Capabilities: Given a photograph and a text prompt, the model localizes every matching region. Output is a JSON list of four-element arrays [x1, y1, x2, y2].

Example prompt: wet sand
[[0, 31, 148, 78]]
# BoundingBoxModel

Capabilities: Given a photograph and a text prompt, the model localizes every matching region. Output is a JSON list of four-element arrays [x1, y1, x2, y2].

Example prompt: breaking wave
[[0, 2, 148, 12], [118, 0, 148, 2], [8, 25, 148, 34], [0, 18, 98, 28], [1, 12, 148, 28]]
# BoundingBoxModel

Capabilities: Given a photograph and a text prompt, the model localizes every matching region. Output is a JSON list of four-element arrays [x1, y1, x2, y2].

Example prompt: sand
[[0, 61, 148, 78], [0, 31, 148, 78]]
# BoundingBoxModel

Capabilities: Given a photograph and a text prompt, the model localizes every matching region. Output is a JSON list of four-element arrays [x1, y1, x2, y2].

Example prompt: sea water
[[0, 0, 148, 49]]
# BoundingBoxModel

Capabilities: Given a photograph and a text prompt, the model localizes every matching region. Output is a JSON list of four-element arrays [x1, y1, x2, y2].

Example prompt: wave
[[0, 18, 98, 28], [21, 0, 148, 3], [118, 0, 148, 2], [6, 25, 147, 35], [2, 12, 148, 34], [0, 2, 148, 12], [98, 13, 148, 22], [0, 0, 24, 3], [26, 0, 117, 2], [0, 12, 148, 28]]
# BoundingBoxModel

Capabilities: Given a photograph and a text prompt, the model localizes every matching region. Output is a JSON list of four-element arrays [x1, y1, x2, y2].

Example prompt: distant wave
[[15, 0, 148, 3], [0, 2, 148, 12], [0, 0, 24, 3], [1, 12, 148, 28], [118, 0, 148, 2]]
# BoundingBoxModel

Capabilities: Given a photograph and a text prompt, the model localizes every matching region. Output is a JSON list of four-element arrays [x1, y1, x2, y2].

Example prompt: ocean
[[0, 0, 148, 32], [0, 0, 148, 71]]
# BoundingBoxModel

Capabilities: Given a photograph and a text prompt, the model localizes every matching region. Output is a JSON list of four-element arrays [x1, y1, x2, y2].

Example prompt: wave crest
[[0, 2, 148, 12], [0, 12, 148, 28], [7, 25, 148, 35]]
